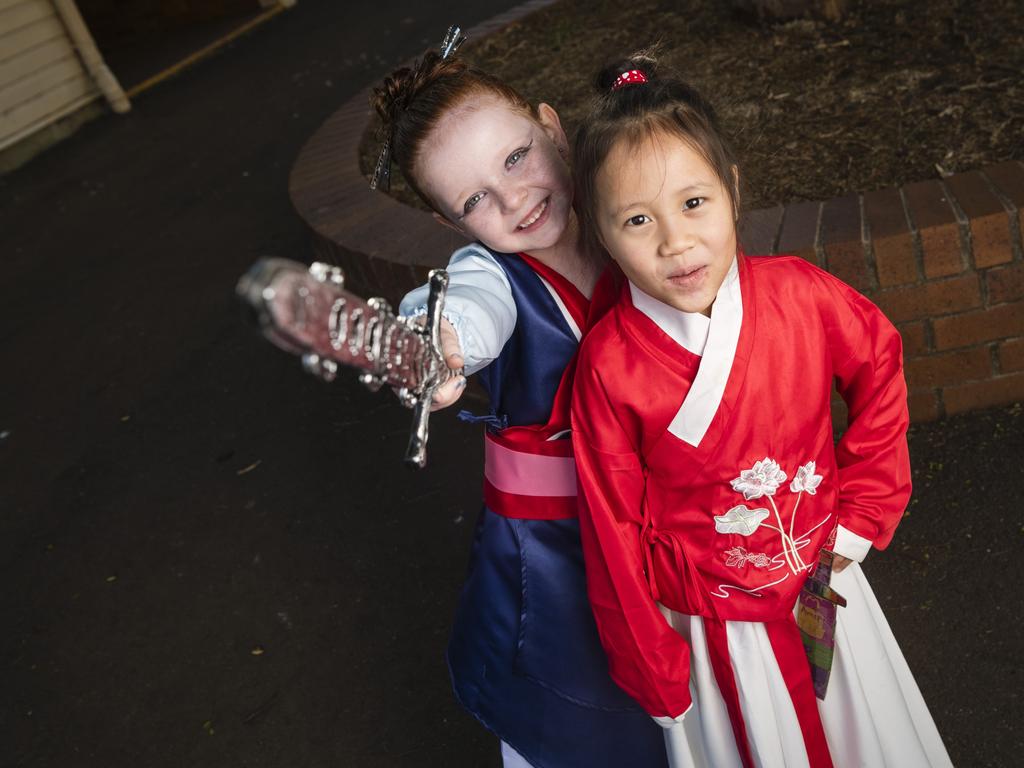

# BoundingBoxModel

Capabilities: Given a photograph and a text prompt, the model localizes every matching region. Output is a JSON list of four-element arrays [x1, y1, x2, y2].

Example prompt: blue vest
[[448, 249, 668, 768]]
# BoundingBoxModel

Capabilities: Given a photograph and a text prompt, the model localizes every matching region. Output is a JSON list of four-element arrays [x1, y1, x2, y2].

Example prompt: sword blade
[[237, 258, 430, 391]]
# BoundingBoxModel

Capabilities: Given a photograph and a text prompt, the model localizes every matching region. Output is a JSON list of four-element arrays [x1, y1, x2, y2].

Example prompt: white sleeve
[[652, 714, 687, 729], [832, 524, 873, 563], [398, 244, 517, 375]]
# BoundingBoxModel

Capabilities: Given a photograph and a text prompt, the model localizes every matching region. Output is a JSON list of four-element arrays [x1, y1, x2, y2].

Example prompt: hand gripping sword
[[235, 258, 460, 468]]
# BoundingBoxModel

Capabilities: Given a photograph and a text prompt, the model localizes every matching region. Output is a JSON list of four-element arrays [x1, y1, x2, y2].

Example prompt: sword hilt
[[403, 269, 456, 468]]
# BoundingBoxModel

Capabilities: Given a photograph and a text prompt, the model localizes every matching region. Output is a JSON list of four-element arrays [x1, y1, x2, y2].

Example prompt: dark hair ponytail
[[593, 52, 660, 91], [573, 52, 739, 258]]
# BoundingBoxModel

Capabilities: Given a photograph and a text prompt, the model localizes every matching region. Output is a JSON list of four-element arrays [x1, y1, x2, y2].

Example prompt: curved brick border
[[288, 3, 1023, 423]]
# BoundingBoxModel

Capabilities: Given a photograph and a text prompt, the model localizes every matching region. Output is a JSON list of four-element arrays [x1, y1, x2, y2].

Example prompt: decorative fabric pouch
[[797, 549, 847, 699]]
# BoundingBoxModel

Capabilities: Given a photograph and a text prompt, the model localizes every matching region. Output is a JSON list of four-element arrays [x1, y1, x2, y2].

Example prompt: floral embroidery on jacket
[[714, 505, 770, 535], [711, 457, 833, 598], [790, 461, 823, 495], [723, 546, 771, 569], [730, 458, 787, 500]]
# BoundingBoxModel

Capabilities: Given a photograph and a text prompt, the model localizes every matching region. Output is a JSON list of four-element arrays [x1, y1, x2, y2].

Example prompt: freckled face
[[595, 132, 737, 315], [416, 95, 572, 255]]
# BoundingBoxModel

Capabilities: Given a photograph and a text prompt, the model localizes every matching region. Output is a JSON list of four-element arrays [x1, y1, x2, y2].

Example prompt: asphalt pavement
[[1, 1, 1020, 766]]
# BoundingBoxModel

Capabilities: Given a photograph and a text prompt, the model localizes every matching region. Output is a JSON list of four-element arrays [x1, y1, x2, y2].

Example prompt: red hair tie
[[612, 69, 647, 90]]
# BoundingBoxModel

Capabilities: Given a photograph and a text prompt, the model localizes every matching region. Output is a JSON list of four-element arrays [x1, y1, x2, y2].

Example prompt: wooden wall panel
[[0, 1, 99, 150], [0, 13, 65, 62]]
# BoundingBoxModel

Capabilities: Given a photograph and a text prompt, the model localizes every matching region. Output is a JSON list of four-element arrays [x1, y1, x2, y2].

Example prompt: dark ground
[[1, 1, 1021, 766], [77, 0, 270, 91]]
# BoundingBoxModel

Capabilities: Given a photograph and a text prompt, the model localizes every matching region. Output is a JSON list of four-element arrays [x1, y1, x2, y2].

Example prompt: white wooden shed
[[0, 0, 127, 153]]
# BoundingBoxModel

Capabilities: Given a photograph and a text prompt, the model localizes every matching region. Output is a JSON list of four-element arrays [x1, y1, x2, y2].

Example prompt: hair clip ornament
[[612, 69, 648, 90], [370, 24, 466, 192], [439, 25, 466, 60], [370, 137, 392, 191]]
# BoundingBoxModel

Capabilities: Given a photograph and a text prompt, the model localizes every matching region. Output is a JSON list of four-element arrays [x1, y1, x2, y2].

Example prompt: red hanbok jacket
[[571, 254, 911, 718]]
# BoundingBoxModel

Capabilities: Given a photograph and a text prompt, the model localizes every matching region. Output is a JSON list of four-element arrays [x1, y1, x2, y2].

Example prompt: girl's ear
[[537, 103, 569, 156], [433, 211, 465, 235]]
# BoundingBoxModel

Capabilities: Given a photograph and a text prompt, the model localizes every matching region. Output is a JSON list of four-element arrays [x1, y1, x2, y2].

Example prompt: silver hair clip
[[439, 25, 466, 59], [369, 137, 391, 191], [370, 25, 466, 192]]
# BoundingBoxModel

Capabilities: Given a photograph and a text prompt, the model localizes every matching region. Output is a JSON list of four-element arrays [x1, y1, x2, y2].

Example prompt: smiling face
[[416, 95, 573, 257], [595, 131, 738, 315]]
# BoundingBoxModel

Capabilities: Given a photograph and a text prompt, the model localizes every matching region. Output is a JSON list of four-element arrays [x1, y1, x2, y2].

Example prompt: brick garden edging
[[288, 2, 1023, 423], [738, 162, 1024, 421]]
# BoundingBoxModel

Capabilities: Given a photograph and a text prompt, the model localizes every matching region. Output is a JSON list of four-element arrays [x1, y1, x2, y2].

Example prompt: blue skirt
[[447, 507, 669, 768]]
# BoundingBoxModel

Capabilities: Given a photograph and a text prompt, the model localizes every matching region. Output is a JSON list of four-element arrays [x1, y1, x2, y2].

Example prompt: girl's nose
[[657, 217, 693, 258], [496, 184, 529, 214]]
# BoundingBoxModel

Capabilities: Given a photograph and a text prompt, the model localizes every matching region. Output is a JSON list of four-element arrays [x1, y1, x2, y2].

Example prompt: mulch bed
[[361, 0, 1023, 211]]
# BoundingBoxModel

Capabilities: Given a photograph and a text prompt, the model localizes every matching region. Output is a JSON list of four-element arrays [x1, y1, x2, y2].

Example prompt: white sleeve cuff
[[652, 701, 692, 729], [833, 524, 873, 562], [398, 244, 516, 375]]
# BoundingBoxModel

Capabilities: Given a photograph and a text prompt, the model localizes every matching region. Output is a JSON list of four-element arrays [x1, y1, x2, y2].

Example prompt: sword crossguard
[[404, 269, 453, 468]]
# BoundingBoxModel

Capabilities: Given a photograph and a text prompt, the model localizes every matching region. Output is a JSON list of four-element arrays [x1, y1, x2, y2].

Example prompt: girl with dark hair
[[569, 53, 953, 767], [373, 42, 669, 768]]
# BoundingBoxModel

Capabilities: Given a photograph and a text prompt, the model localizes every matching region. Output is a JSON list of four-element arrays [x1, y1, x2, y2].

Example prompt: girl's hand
[[832, 554, 854, 573], [429, 318, 466, 412]]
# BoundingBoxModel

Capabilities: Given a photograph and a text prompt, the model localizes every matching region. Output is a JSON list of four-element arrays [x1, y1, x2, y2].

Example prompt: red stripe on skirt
[[764, 616, 835, 768], [702, 618, 756, 768]]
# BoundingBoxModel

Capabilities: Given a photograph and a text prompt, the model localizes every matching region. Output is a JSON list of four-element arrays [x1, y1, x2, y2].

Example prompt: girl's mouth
[[667, 265, 708, 287], [516, 198, 550, 231]]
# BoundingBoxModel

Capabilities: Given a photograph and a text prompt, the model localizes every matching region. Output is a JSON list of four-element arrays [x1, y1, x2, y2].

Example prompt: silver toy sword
[[235, 258, 459, 468]]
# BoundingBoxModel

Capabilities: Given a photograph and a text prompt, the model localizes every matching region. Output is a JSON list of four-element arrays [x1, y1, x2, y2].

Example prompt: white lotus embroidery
[[723, 546, 771, 569], [714, 505, 770, 535], [790, 461, 823, 495], [730, 458, 788, 500], [717, 457, 827, 580]]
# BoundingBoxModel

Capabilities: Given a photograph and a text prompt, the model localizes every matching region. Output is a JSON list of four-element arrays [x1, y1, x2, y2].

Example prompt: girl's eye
[[461, 192, 485, 217], [684, 197, 705, 210], [506, 140, 533, 169], [626, 214, 650, 227]]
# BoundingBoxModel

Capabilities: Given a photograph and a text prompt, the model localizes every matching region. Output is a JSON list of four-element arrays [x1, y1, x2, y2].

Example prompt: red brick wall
[[740, 160, 1024, 421]]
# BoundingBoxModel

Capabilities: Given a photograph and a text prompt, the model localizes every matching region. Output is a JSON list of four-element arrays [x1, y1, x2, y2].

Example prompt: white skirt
[[661, 563, 953, 768]]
